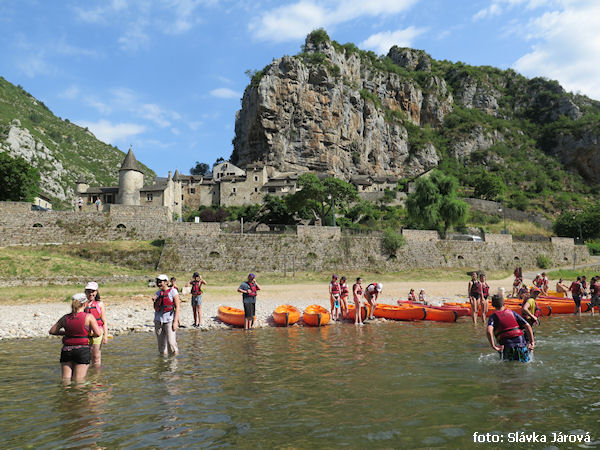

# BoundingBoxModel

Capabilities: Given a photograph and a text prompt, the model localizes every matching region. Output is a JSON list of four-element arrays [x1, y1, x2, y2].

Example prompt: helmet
[[72, 293, 87, 304], [376, 283, 383, 292], [156, 274, 169, 281]]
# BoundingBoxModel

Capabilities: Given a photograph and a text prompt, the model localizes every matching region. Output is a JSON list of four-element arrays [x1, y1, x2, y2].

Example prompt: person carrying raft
[[49, 293, 102, 383], [352, 277, 364, 325], [486, 294, 535, 362], [364, 282, 382, 320], [329, 274, 341, 321], [186, 272, 207, 328], [468, 272, 483, 324]]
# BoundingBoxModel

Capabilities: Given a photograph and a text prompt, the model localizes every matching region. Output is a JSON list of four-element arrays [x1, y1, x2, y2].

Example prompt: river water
[[1, 316, 599, 448]]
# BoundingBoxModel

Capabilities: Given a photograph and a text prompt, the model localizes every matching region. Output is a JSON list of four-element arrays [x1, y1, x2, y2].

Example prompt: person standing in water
[[186, 272, 207, 328], [153, 274, 180, 356], [49, 293, 102, 383], [352, 277, 364, 325], [468, 272, 483, 324], [83, 281, 107, 367], [238, 273, 260, 329], [486, 294, 535, 362], [479, 273, 490, 319], [329, 274, 341, 321], [339, 276, 349, 319]]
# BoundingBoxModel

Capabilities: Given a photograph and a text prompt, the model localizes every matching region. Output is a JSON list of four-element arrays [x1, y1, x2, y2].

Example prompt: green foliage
[[382, 228, 406, 255], [553, 204, 600, 240], [586, 241, 600, 255], [536, 254, 551, 269], [262, 194, 295, 225], [245, 68, 267, 87], [226, 204, 262, 222], [306, 28, 330, 46], [0, 152, 40, 201], [190, 161, 210, 176], [405, 170, 468, 234], [471, 170, 505, 201], [359, 89, 382, 109]]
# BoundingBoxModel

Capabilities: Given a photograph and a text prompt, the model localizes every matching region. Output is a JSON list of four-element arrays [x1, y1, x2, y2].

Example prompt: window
[[223, 163, 228, 169], [268, 188, 276, 193], [232, 187, 236, 193], [189, 188, 195, 194], [147, 193, 153, 202], [254, 176, 258, 181], [254, 187, 258, 192]]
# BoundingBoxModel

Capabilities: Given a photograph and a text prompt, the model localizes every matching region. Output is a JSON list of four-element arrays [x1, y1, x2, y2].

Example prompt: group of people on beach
[[328, 274, 382, 325]]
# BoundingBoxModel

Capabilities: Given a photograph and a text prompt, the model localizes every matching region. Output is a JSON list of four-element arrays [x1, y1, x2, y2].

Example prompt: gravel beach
[[0, 278, 521, 340]]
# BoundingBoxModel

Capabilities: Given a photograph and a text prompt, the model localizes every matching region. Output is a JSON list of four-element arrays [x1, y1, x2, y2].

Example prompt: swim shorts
[[243, 302, 255, 319], [501, 345, 530, 362], [590, 295, 600, 308], [60, 346, 91, 364], [191, 295, 202, 307], [573, 294, 581, 307]]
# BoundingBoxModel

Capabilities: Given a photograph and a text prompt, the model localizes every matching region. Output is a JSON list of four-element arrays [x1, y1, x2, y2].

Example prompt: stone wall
[[402, 229, 439, 242], [463, 198, 552, 229], [483, 233, 513, 245]]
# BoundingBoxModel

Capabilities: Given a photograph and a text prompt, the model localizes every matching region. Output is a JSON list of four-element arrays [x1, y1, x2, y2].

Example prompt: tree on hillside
[[472, 170, 505, 201], [285, 173, 358, 224], [405, 170, 468, 235], [190, 161, 210, 176], [0, 152, 40, 202], [553, 204, 600, 240], [261, 194, 296, 225]]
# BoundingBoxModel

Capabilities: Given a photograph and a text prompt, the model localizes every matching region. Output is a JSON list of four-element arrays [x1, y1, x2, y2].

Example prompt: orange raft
[[217, 305, 247, 327], [374, 304, 425, 321], [272, 304, 301, 326], [303, 305, 330, 327], [422, 306, 458, 322], [345, 303, 370, 321]]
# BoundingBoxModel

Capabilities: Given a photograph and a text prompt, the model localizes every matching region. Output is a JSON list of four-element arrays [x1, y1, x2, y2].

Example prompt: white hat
[[157, 274, 169, 281], [376, 283, 383, 292], [72, 293, 87, 304], [85, 281, 98, 291]]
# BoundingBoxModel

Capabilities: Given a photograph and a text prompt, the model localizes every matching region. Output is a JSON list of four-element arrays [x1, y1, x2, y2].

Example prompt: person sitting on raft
[[486, 294, 535, 362], [364, 282, 382, 320], [49, 293, 102, 383], [418, 288, 426, 304], [407, 288, 417, 302], [555, 278, 570, 298]]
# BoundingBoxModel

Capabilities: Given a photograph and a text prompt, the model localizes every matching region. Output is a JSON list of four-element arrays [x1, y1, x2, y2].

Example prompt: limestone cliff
[[232, 32, 600, 185]]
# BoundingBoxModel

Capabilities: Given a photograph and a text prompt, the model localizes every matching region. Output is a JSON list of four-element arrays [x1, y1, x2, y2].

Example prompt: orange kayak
[[422, 306, 458, 322], [345, 303, 370, 321], [218, 305, 247, 327], [273, 304, 301, 326], [374, 304, 425, 321], [303, 305, 330, 327]]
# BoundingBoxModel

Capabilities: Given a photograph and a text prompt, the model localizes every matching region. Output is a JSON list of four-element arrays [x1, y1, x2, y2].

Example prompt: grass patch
[[466, 219, 552, 236], [546, 266, 600, 280]]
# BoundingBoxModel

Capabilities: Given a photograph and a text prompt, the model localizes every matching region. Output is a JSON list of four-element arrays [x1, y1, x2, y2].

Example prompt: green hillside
[[0, 76, 155, 208]]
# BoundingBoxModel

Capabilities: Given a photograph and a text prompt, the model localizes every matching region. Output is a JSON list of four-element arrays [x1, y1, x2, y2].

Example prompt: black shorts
[[60, 346, 91, 364], [573, 294, 581, 307], [243, 302, 255, 319], [591, 295, 600, 308]]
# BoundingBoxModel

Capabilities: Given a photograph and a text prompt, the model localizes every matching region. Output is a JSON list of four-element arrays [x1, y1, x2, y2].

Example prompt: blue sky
[[1, 0, 598, 177]]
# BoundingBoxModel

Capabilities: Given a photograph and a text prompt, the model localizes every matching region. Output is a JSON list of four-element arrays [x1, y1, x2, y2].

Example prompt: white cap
[[85, 281, 98, 291], [72, 293, 87, 304], [157, 274, 169, 281], [376, 283, 383, 292]]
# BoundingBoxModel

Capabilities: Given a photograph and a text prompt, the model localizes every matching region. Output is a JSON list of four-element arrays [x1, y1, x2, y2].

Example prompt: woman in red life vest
[[407, 288, 417, 302], [186, 272, 207, 328], [479, 273, 490, 319], [329, 274, 341, 320], [238, 273, 261, 329], [352, 277, 364, 325], [468, 272, 482, 324], [339, 276, 349, 319], [153, 274, 181, 355], [49, 293, 102, 383], [570, 276, 583, 315], [83, 281, 107, 367], [487, 294, 534, 362], [364, 282, 382, 320]]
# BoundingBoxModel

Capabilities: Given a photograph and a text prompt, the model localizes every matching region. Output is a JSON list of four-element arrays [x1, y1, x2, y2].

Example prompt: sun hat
[[157, 274, 169, 281], [72, 293, 87, 304], [85, 281, 98, 291]]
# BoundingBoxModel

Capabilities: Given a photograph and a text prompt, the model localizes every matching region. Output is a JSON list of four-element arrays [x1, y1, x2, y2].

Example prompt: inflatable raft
[[217, 305, 247, 327], [303, 305, 330, 327], [345, 303, 370, 321], [272, 305, 301, 326], [374, 304, 425, 321]]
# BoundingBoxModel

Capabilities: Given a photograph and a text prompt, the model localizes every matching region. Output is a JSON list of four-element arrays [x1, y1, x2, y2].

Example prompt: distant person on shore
[[590, 276, 600, 316], [487, 294, 535, 362], [169, 277, 185, 328], [468, 272, 483, 324], [186, 272, 207, 328], [339, 276, 349, 319], [418, 288, 426, 304], [83, 281, 107, 367], [540, 272, 549, 296], [49, 293, 102, 383], [77, 196, 83, 211], [479, 273, 490, 319], [238, 273, 260, 330], [329, 274, 341, 320], [556, 278, 570, 297], [570, 276, 583, 315], [364, 282, 382, 320], [408, 288, 417, 302], [95, 198, 102, 211], [352, 277, 364, 325], [512, 267, 523, 297], [153, 274, 180, 356]]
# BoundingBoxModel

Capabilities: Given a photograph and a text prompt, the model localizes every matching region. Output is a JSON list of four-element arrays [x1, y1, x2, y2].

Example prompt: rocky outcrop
[[549, 131, 600, 182]]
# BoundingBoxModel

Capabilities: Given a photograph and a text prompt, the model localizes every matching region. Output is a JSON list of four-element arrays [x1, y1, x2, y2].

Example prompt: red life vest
[[470, 281, 481, 296], [353, 283, 363, 296], [493, 309, 524, 341], [330, 282, 340, 295], [340, 283, 349, 296], [247, 282, 258, 297], [481, 282, 489, 297], [190, 280, 202, 295], [571, 282, 581, 295], [154, 288, 174, 313], [84, 300, 104, 327], [62, 312, 90, 346]]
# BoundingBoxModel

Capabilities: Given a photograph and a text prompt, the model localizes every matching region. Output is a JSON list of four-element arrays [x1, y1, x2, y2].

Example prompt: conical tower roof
[[119, 148, 143, 173], [173, 169, 180, 181]]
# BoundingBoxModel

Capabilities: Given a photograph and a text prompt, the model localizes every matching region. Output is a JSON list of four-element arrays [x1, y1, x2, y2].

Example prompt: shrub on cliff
[[0, 152, 40, 201], [382, 228, 406, 255]]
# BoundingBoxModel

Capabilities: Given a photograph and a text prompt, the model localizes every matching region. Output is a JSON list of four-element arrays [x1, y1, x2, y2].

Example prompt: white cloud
[[210, 87, 241, 99], [59, 86, 81, 100], [360, 27, 426, 55], [473, 0, 559, 21], [77, 119, 146, 144], [513, 1, 600, 100], [249, 0, 419, 42]]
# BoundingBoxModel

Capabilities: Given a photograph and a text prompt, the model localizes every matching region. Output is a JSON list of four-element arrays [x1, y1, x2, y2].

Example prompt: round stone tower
[[75, 175, 89, 195], [117, 148, 144, 205]]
